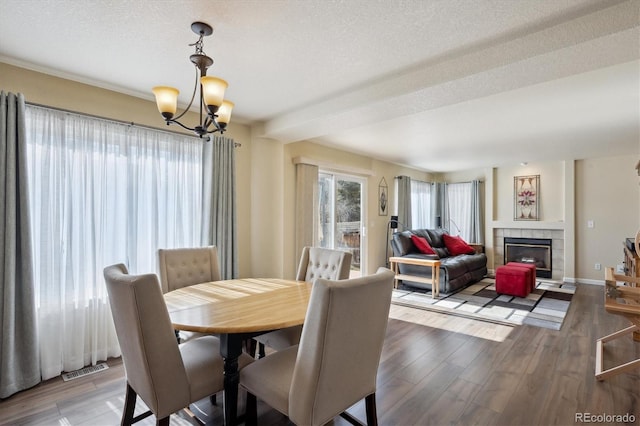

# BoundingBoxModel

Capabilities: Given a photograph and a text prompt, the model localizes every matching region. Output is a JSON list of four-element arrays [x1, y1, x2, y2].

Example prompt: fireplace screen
[[504, 237, 552, 278]]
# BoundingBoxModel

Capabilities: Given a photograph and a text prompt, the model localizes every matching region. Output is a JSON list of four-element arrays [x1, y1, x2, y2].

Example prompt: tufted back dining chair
[[253, 247, 352, 357], [240, 267, 395, 426], [158, 246, 222, 344], [103, 263, 251, 425], [295, 246, 353, 282], [158, 246, 221, 294]]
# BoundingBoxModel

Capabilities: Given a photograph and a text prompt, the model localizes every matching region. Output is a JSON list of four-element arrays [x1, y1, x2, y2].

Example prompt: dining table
[[163, 277, 312, 426]]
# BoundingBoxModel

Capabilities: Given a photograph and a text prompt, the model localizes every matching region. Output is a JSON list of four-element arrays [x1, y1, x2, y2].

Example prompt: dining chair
[[158, 246, 221, 343], [253, 246, 353, 357], [103, 263, 253, 425], [158, 246, 221, 293], [240, 267, 395, 426]]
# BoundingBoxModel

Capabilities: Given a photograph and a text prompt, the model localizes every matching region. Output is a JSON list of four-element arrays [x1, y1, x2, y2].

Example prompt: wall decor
[[378, 177, 388, 216], [514, 175, 539, 221]]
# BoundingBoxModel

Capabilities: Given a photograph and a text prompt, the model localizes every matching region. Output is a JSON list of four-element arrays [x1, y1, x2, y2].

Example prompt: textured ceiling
[[0, 0, 638, 171]]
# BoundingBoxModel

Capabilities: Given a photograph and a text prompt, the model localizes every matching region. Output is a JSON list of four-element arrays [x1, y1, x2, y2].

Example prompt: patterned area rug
[[392, 277, 576, 330]]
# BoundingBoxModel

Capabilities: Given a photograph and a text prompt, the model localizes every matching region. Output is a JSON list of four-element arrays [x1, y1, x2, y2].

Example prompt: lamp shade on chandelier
[[152, 21, 234, 138]]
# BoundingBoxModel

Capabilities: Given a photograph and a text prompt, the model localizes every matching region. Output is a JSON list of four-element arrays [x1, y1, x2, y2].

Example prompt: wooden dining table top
[[164, 278, 312, 334]]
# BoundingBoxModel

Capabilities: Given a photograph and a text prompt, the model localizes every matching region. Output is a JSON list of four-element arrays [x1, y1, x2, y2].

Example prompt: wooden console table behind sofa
[[389, 256, 441, 298]]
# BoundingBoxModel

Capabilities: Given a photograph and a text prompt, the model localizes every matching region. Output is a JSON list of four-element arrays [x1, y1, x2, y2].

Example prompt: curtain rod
[[394, 176, 484, 184], [25, 101, 242, 147]]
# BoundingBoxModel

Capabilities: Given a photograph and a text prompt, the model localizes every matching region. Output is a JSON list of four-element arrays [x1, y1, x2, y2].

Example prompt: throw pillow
[[442, 234, 476, 256], [410, 234, 438, 256]]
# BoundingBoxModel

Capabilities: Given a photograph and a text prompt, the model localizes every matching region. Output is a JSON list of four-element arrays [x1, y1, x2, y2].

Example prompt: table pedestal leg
[[220, 334, 244, 426]]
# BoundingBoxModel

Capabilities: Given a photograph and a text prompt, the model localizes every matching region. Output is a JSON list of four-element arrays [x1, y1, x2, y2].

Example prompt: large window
[[25, 105, 206, 379], [397, 176, 482, 243]]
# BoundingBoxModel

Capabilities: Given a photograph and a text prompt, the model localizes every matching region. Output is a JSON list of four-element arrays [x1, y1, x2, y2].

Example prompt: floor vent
[[61, 363, 109, 382]]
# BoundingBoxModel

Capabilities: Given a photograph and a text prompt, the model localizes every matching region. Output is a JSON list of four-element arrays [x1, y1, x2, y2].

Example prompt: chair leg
[[157, 416, 170, 426], [245, 392, 258, 426], [122, 383, 137, 426], [210, 393, 217, 405], [246, 339, 257, 358], [258, 342, 266, 359], [365, 393, 378, 426], [174, 329, 181, 344]]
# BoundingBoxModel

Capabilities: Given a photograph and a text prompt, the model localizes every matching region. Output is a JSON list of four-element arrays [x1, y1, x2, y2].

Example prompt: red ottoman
[[495, 265, 532, 298], [507, 262, 536, 291]]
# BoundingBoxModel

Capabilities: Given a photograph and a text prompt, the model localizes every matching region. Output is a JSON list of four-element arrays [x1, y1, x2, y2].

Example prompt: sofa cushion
[[443, 234, 475, 256], [393, 231, 415, 256], [423, 229, 450, 257], [424, 228, 447, 248], [410, 235, 437, 256]]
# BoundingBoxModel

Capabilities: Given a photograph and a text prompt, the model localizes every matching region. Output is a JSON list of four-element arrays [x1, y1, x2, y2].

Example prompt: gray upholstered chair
[[158, 246, 222, 343], [240, 267, 394, 426], [253, 246, 352, 356], [158, 246, 221, 294], [103, 263, 253, 425]]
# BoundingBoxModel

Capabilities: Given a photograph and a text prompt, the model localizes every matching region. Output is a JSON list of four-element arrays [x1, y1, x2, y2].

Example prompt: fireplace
[[504, 237, 552, 278]]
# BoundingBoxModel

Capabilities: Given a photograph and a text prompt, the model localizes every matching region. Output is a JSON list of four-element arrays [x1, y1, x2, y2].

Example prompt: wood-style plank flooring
[[1, 283, 638, 425]]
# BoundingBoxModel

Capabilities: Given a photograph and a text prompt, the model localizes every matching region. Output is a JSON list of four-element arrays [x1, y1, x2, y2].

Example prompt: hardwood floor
[[1, 283, 638, 425]]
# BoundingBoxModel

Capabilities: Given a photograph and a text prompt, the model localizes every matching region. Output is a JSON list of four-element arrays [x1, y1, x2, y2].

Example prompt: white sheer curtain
[[447, 182, 473, 240], [410, 180, 433, 229], [25, 105, 205, 380]]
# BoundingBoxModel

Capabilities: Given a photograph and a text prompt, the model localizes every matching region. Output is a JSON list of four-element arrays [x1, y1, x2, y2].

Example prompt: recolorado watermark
[[575, 412, 636, 423]]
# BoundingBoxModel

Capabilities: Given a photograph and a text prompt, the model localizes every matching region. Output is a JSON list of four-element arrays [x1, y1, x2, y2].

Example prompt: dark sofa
[[390, 228, 487, 294]]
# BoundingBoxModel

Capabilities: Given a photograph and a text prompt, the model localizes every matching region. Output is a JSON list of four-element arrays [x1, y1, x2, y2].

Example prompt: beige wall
[[575, 156, 639, 281], [494, 162, 565, 222], [4, 61, 638, 284]]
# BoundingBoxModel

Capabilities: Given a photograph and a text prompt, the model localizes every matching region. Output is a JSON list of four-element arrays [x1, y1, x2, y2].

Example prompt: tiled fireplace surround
[[493, 228, 564, 281]]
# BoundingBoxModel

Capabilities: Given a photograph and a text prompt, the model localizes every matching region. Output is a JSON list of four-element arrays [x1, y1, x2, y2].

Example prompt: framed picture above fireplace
[[514, 175, 539, 221]]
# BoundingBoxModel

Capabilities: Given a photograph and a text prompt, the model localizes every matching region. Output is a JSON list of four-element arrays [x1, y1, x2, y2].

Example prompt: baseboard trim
[[565, 277, 604, 285]]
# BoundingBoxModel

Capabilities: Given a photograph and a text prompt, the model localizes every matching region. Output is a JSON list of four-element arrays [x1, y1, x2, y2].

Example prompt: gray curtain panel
[[295, 163, 319, 263], [203, 135, 238, 280], [0, 91, 40, 398], [396, 176, 412, 230], [432, 182, 449, 231], [469, 180, 484, 244]]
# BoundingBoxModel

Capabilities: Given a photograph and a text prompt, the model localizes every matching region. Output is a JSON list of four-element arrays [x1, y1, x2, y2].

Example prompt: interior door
[[317, 172, 366, 277]]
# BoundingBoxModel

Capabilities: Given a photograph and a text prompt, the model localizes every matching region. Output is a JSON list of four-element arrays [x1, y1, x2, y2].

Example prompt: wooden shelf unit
[[623, 243, 639, 279]]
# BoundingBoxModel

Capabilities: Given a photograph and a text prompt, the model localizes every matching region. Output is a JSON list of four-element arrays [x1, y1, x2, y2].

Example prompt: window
[[25, 105, 206, 379], [410, 180, 433, 229], [447, 182, 473, 240]]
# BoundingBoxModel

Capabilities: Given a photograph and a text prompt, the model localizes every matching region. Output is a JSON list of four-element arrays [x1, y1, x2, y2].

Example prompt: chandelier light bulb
[[151, 22, 233, 139], [201, 76, 228, 112], [152, 86, 179, 119], [217, 100, 234, 126]]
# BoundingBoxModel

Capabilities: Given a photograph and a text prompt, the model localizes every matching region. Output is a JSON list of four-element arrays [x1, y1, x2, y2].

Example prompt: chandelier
[[152, 22, 234, 138]]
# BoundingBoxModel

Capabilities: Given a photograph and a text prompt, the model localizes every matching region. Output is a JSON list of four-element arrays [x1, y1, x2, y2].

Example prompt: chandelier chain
[[189, 34, 206, 56]]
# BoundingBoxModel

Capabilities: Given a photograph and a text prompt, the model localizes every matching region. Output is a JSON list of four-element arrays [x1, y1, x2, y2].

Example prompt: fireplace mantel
[[491, 221, 566, 230]]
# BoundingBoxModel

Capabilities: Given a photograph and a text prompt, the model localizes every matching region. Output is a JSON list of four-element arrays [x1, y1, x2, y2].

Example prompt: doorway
[[317, 172, 366, 277]]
